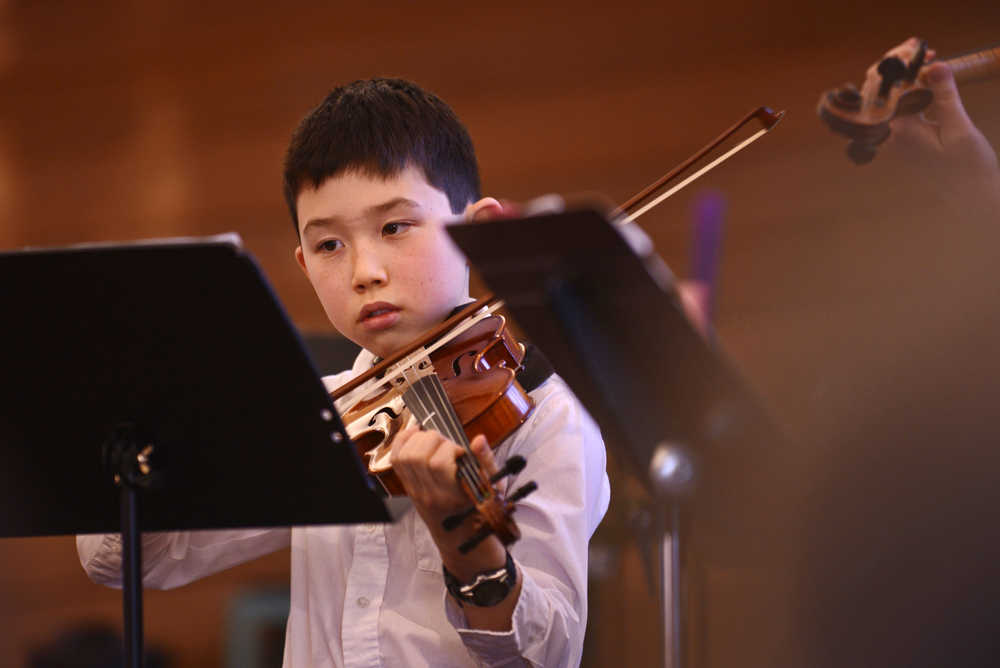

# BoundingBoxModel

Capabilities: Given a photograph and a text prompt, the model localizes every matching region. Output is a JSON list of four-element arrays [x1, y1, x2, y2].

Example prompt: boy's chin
[[353, 314, 448, 358], [356, 331, 410, 360]]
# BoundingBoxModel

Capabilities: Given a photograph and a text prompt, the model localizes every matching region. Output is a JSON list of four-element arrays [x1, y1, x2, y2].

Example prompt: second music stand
[[448, 207, 792, 668]]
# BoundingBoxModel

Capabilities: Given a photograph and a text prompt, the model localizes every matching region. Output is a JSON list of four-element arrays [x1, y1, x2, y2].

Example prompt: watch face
[[470, 580, 510, 607], [444, 551, 516, 607]]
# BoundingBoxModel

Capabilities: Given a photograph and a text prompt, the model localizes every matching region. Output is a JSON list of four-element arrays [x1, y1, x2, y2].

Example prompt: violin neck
[[944, 46, 1000, 85], [403, 373, 488, 498]]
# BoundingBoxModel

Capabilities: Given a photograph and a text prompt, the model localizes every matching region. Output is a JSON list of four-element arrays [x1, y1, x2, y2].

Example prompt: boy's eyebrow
[[301, 198, 423, 236], [369, 197, 422, 216]]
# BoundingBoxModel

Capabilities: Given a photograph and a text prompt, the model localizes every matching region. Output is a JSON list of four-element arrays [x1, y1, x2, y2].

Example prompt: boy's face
[[294, 165, 471, 359]]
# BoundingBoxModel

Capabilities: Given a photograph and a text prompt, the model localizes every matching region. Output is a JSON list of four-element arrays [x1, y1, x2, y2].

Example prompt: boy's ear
[[294, 245, 309, 276], [464, 197, 504, 221]]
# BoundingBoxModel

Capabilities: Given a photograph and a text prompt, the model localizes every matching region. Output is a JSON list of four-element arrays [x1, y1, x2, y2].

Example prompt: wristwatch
[[442, 551, 517, 607]]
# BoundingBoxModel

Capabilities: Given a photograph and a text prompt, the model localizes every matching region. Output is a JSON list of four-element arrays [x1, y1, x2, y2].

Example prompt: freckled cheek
[[429, 238, 465, 275], [309, 267, 353, 324], [311, 260, 349, 286]]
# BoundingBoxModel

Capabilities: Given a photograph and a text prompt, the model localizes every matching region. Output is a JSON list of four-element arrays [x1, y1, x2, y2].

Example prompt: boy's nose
[[351, 249, 388, 293]]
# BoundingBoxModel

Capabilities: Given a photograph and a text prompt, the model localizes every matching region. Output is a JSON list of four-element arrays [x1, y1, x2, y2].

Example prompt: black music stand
[[0, 235, 404, 668], [448, 208, 791, 668]]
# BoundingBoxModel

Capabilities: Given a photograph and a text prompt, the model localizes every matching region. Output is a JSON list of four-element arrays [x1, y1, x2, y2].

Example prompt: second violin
[[818, 39, 1000, 163]]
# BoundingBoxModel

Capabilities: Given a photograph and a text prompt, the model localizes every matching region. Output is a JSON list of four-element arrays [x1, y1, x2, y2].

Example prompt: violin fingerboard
[[402, 374, 469, 447]]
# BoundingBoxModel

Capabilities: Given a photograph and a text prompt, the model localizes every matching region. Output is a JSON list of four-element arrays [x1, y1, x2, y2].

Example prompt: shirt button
[[357, 597, 370, 608]]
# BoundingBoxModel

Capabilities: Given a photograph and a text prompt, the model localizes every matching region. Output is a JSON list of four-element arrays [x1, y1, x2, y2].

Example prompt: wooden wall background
[[1, 1, 998, 665]]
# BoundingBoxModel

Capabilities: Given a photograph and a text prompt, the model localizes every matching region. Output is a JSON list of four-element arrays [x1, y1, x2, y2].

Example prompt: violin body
[[337, 309, 534, 497], [431, 312, 533, 448]]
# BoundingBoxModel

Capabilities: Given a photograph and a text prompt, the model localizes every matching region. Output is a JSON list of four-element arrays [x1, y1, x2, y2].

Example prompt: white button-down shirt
[[78, 349, 610, 667]]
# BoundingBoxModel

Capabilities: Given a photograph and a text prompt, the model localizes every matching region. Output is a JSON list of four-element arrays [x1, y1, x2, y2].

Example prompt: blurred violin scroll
[[818, 38, 1000, 164]]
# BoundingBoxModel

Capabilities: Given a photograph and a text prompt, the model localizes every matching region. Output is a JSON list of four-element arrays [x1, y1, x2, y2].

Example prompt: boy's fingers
[[469, 434, 510, 495], [388, 426, 419, 460], [469, 434, 499, 478], [391, 429, 446, 477]]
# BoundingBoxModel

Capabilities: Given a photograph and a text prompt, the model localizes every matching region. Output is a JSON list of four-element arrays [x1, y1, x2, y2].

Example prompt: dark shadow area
[[27, 623, 173, 668]]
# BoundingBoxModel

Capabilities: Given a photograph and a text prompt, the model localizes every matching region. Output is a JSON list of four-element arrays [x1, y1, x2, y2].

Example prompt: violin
[[331, 294, 537, 552], [818, 39, 1000, 164]]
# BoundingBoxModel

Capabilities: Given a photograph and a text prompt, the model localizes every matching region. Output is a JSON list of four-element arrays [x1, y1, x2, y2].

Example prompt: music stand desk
[[0, 234, 402, 666]]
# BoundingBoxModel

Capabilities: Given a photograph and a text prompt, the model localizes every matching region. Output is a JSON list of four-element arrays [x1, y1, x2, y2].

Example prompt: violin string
[[404, 368, 475, 495], [430, 375, 469, 448], [409, 370, 440, 435], [414, 373, 445, 437], [436, 379, 490, 498], [404, 367, 485, 501], [425, 373, 489, 499], [403, 367, 437, 438], [421, 373, 485, 497]]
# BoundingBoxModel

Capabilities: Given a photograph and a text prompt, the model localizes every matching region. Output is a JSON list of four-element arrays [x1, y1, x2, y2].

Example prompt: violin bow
[[615, 106, 785, 224]]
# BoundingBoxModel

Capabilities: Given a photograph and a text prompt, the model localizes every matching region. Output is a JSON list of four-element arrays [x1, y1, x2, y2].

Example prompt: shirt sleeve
[[444, 375, 611, 667], [77, 528, 291, 590]]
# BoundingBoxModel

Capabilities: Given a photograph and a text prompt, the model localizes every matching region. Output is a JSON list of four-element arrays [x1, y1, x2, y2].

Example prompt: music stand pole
[[121, 482, 143, 667], [657, 192, 723, 668], [660, 505, 681, 668], [106, 423, 152, 668]]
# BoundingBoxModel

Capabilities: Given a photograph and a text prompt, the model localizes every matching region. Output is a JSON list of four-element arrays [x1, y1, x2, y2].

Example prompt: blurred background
[[1, 0, 998, 666]]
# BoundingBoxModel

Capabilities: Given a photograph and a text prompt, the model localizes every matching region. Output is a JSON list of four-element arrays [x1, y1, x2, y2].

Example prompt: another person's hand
[[883, 40, 998, 176], [870, 38, 1000, 208], [677, 280, 712, 338]]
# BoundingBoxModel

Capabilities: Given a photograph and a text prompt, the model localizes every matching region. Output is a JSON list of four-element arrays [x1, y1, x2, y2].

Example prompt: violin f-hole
[[452, 351, 477, 376]]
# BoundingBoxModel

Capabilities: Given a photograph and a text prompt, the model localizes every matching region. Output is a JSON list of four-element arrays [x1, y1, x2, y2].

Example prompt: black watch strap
[[442, 551, 517, 607]]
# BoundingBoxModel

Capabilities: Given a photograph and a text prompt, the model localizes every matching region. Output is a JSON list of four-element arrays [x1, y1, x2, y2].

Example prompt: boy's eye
[[317, 239, 343, 252], [382, 222, 412, 236]]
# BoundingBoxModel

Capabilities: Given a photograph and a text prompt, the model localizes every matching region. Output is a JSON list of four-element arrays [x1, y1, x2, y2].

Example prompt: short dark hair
[[282, 78, 481, 235]]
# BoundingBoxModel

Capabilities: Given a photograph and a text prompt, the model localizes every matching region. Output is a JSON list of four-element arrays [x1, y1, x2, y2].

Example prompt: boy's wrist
[[443, 550, 517, 607], [437, 533, 507, 583]]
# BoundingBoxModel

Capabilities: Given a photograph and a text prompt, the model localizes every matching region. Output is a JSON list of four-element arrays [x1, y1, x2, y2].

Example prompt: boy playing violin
[[78, 78, 611, 667]]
